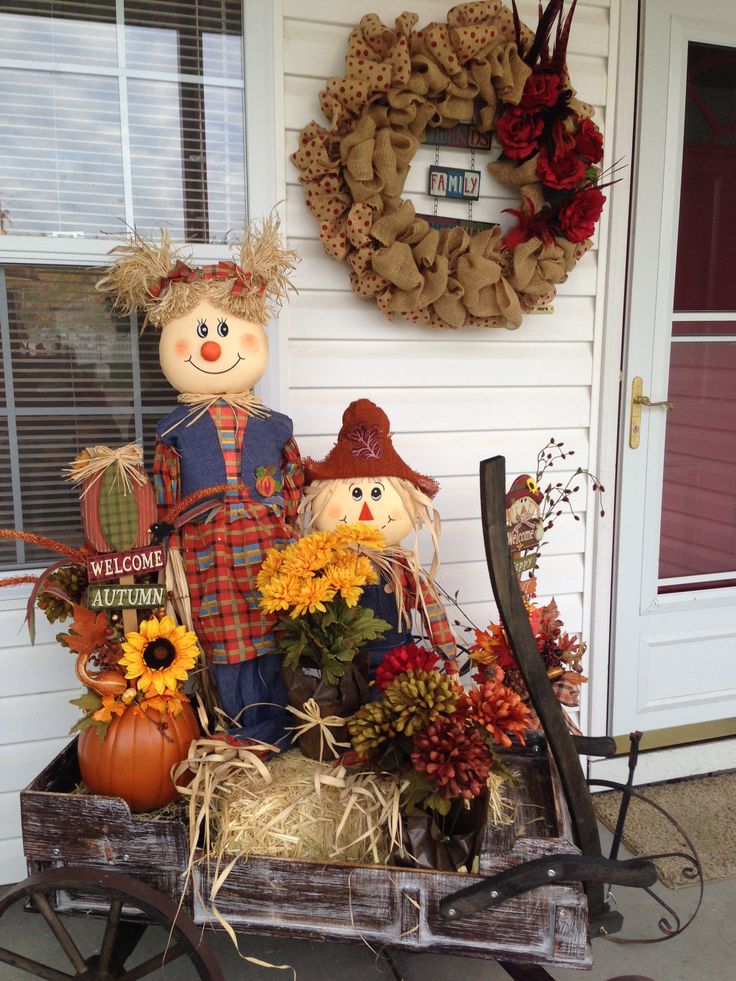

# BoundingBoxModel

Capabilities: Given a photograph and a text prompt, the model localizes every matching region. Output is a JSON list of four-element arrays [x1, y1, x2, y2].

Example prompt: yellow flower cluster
[[258, 524, 385, 619]]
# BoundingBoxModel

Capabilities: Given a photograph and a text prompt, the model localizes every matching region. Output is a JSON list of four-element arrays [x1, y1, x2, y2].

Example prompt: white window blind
[[0, 0, 250, 570], [0, 0, 245, 242]]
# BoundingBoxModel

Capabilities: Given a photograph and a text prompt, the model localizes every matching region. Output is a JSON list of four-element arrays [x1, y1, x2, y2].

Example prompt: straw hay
[[175, 738, 515, 872]]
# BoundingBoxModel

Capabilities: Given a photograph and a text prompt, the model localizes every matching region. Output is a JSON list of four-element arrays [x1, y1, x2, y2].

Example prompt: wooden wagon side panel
[[194, 855, 591, 968], [20, 742, 193, 914]]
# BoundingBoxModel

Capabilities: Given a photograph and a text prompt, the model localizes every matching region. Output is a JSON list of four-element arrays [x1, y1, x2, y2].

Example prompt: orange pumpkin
[[78, 703, 199, 812]]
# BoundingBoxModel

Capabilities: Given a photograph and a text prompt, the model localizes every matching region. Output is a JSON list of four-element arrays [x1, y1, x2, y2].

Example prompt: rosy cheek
[[174, 339, 191, 359], [326, 503, 343, 520], [239, 332, 261, 354]]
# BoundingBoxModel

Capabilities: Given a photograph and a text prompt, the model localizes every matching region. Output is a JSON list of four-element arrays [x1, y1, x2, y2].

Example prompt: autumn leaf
[[60, 604, 111, 658]]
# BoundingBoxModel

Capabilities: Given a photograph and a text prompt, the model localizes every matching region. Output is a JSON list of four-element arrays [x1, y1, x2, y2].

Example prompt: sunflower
[[118, 615, 199, 695]]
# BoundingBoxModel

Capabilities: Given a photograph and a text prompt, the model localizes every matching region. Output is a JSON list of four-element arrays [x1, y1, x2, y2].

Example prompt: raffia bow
[[285, 698, 350, 762], [160, 391, 271, 435], [64, 443, 147, 497]]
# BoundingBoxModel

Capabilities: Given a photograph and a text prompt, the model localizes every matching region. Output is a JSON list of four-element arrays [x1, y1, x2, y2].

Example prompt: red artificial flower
[[495, 106, 545, 160], [520, 70, 562, 111], [411, 717, 492, 801], [374, 642, 440, 692], [574, 118, 604, 164], [550, 118, 576, 156], [501, 196, 554, 251], [558, 187, 606, 243], [537, 147, 587, 191], [466, 680, 531, 749]]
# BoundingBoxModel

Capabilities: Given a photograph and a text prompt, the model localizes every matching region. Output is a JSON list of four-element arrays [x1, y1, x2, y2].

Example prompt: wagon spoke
[[31, 892, 88, 975], [117, 942, 188, 980], [0, 945, 75, 981], [97, 897, 123, 973]]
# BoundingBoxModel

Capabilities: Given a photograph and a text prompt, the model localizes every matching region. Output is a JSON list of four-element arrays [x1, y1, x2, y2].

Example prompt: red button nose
[[200, 340, 221, 362]]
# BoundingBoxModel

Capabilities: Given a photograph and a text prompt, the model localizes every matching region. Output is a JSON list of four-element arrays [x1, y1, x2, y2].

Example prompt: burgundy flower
[[375, 643, 440, 692], [411, 717, 492, 801], [496, 107, 544, 160], [537, 147, 587, 191], [574, 118, 604, 164], [558, 188, 606, 243], [520, 70, 562, 111]]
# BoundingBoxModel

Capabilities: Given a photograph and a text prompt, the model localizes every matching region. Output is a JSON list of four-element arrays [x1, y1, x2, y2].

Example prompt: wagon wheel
[[0, 867, 223, 980]]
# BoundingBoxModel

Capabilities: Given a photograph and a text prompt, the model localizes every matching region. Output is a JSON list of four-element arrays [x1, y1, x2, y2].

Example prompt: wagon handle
[[439, 855, 658, 922], [480, 456, 612, 920]]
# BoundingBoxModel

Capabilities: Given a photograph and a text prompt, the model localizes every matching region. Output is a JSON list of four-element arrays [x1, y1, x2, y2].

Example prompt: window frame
[[0, 0, 283, 575]]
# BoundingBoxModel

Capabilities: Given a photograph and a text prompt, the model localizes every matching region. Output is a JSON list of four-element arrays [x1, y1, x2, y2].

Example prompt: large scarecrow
[[96, 216, 302, 745], [301, 399, 456, 677]]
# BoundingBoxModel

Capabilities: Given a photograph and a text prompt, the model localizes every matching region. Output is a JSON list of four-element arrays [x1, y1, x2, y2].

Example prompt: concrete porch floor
[[1, 825, 734, 980]]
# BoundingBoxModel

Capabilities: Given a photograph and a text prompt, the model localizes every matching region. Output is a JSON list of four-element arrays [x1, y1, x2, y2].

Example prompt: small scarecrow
[[96, 215, 302, 745], [301, 399, 456, 677]]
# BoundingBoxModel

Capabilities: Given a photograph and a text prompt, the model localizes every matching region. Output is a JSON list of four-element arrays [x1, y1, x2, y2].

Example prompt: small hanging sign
[[428, 165, 481, 201], [505, 475, 544, 579], [416, 213, 497, 236], [424, 123, 491, 150], [88, 583, 167, 611], [86, 544, 165, 583]]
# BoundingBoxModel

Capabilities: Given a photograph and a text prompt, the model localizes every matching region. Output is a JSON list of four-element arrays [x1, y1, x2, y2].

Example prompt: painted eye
[[351, 487, 363, 501], [371, 487, 382, 501], [217, 320, 229, 337], [196, 321, 208, 338]]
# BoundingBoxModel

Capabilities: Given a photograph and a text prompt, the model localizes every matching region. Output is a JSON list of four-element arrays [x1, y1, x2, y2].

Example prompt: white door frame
[[585, 0, 639, 741]]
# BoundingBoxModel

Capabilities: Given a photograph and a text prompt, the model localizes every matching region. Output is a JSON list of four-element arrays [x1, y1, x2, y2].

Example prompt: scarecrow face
[[158, 298, 268, 395], [313, 477, 414, 546]]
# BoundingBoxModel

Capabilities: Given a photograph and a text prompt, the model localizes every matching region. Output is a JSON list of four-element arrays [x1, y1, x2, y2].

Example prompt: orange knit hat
[[304, 399, 439, 499]]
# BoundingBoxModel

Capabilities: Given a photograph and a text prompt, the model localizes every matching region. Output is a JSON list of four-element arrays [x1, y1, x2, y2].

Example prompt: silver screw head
[[547, 868, 557, 878], [52, 848, 60, 857], [122, 854, 130, 862], [446, 907, 457, 918], [489, 890, 499, 899]]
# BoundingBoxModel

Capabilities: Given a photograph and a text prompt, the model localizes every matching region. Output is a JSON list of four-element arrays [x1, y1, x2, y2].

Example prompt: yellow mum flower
[[281, 536, 335, 578], [290, 577, 337, 618], [323, 561, 367, 607], [118, 615, 199, 696], [256, 547, 285, 590], [259, 573, 300, 614], [354, 554, 379, 584], [332, 522, 386, 550]]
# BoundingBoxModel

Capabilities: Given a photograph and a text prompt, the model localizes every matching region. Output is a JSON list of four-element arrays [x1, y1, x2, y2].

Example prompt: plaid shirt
[[154, 405, 303, 665], [397, 566, 456, 658]]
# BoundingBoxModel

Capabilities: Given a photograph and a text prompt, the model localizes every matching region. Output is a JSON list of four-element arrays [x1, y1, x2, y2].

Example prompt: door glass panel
[[659, 41, 736, 589]]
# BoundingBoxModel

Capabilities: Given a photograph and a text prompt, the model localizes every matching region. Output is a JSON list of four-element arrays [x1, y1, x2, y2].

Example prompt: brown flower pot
[[280, 656, 370, 761]]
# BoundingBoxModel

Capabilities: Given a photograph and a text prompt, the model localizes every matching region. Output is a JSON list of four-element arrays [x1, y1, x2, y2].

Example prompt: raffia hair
[[299, 476, 442, 579], [95, 211, 298, 329]]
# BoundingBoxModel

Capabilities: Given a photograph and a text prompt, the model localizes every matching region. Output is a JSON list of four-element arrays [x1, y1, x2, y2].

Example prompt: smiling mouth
[[186, 355, 244, 375]]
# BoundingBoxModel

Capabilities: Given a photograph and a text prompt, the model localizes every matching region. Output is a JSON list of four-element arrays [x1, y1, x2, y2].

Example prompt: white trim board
[[589, 738, 736, 786]]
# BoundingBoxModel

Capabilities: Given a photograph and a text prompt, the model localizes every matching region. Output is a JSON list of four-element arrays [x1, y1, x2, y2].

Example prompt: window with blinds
[[0, 0, 245, 242], [0, 1, 248, 570]]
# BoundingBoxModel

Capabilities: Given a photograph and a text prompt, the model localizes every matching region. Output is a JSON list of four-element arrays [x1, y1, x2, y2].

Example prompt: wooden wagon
[[0, 458, 657, 980]]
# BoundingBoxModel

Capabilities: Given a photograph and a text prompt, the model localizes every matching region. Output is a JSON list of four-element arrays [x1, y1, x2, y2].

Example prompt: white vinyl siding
[[282, 0, 612, 642]]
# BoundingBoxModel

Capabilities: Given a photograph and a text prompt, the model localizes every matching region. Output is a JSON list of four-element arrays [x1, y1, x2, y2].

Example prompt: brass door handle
[[629, 376, 674, 448], [633, 393, 675, 410]]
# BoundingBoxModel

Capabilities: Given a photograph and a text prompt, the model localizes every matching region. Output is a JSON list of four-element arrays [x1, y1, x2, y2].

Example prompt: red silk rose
[[575, 118, 604, 164], [520, 70, 562, 110], [558, 188, 606, 243], [537, 147, 587, 190], [496, 107, 545, 160]]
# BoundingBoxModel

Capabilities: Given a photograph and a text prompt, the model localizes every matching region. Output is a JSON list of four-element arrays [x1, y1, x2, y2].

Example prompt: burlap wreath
[[292, 0, 607, 330]]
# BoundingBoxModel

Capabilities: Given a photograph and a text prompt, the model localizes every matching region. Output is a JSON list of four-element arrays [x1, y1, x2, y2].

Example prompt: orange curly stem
[[0, 575, 39, 589], [0, 529, 85, 564], [162, 484, 233, 523]]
